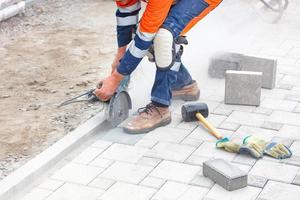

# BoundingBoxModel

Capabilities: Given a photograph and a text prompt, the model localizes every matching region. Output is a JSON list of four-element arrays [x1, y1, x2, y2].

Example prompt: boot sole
[[123, 117, 172, 134], [173, 90, 200, 101]]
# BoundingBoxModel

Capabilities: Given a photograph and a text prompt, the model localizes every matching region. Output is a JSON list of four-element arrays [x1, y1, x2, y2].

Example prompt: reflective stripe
[[117, 15, 139, 26], [118, 2, 141, 13], [129, 41, 148, 58], [136, 27, 156, 42], [171, 62, 181, 72]]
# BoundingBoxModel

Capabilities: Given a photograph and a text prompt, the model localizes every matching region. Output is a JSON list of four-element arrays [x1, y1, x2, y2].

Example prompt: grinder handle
[[195, 113, 223, 140]]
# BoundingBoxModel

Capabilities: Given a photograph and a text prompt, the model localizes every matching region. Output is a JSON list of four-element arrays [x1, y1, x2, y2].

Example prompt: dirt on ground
[[0, 0, 117, 179]]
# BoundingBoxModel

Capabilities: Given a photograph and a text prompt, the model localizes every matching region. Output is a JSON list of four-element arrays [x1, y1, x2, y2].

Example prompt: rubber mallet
[[181, 103, 223, 140]]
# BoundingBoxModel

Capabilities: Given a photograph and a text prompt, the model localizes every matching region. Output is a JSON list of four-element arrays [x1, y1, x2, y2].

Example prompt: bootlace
[[137, 103, 163, 117]]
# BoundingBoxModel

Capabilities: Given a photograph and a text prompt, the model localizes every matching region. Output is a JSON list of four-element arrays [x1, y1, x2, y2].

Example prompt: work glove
[[240, 136, 292, 159], [95, 70, 124, 101], [216, 137, 241, 153]]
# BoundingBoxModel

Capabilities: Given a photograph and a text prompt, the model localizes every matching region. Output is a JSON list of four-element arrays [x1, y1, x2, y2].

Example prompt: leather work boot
[[172, 80, 200, 101], [123, 103, 171, 134]]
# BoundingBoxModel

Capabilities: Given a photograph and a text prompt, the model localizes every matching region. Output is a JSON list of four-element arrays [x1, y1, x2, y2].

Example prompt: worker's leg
[[151, 0, 222, 105]]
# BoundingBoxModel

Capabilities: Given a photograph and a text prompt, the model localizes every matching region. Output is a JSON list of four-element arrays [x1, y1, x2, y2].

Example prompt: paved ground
[[19, 1, 300, 200]]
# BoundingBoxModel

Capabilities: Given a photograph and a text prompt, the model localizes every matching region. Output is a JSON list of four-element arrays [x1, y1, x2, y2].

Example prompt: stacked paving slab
[[209, 52, 277, 106]]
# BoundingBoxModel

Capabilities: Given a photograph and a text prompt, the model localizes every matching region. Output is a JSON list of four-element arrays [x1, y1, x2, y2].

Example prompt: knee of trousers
[[153, 28, 176, 70]]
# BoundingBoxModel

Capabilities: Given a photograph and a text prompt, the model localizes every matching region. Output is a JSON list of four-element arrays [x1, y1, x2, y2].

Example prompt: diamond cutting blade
[[107, 91, 131, 127]]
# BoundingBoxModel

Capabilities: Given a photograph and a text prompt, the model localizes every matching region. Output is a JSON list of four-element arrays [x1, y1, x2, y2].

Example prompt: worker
[[95, 0, 223, 134]]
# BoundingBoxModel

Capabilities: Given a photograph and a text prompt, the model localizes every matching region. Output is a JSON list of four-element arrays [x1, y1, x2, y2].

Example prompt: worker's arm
[[117, 0, 173, 76], [111, 1, 141, 73]]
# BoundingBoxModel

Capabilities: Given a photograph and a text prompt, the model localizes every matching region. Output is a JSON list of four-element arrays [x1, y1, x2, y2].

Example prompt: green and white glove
[[240, 136, 292, 159], [216, 137, 241, 153]]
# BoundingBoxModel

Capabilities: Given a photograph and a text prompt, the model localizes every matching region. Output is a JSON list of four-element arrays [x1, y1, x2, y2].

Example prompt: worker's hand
[[111, 46, 126, 74], [95, 71, 124, 101]]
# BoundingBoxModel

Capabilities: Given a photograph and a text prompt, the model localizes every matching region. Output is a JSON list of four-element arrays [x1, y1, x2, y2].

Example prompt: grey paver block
[[100, 128, 145, 145], [247, 175, 268, 188], [92, 140, 112, 149], [46, 183, 104, 200], [144, 127, 190, 143], [88, 178, 115, 190], [150, 160, 201, 183], [257, 181, 300, 200], [203, 159, 248, 191], [100, 144, 148, 163], [284, 156, 300, 167], [99, 182, 156, 200], [139, 176, 165, 189], [225, 70, 262, 106], [240, 55, 277, 89], [99, 162, 153, 184], [204, 184, 261, 200], [51, 163, 104, 185], [145, 142, 196, 162], [218, 104, 256, 112], [249, 160, 299, 183], [211, 107, 233, 116], [208, 52, 243, 78], [289, 141, 300, 156]]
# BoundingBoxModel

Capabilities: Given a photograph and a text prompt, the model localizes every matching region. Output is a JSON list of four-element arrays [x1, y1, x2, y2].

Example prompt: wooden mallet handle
[[195, 113, 223, 140]]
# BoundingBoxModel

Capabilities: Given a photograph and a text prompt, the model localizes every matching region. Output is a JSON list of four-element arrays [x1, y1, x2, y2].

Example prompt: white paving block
[[89, 157, 113, 169], [38, 178, 64, 191], [100, 162, 153, 184], [249, 160, 299, 183], [278, 125, 300, 140], [257, 181, 300, 200], [180, 137, 204, 148], [51, 163, 104, 185], [225, 111, 268, 127], [135, 139, 158, 149], [46, 183, 104, 200], [72, 147, 105, 165], [136, 157, 162, 167], [289, 141, 300, 157], [189, 127, 233, 142], [140, 176, 165, 189], [153, 181, 208, 200], [99, 182, 156, 200], [233, 125, 277, 141], [269, 111, 300, 127], [260, 98, 297, 112], [193, 142, 236, 162], [150, 160, 201, 183], [144, 127, 190, 143], [88, 178, 115, 190], [91, 140, 112, 149], [100, 144, 148, 163], [21, 188, 52, 200], [145, 142, 195, 162], [204, 184, 261, 200]]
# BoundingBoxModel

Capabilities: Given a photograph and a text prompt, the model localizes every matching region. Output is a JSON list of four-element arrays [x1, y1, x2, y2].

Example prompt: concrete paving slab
[[100, 128, 145, 145], [257, 181, 300, 200]]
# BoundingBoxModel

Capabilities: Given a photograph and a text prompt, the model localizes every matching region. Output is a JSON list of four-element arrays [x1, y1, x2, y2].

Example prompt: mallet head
[[181, 103, 209, 122]]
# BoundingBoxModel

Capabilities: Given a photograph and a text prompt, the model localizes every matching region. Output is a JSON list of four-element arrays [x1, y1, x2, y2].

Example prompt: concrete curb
[[0, 112, 107, 200]]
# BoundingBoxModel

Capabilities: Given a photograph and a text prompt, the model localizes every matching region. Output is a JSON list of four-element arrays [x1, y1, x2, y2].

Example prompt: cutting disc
[[107, 91, 132, 127]]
